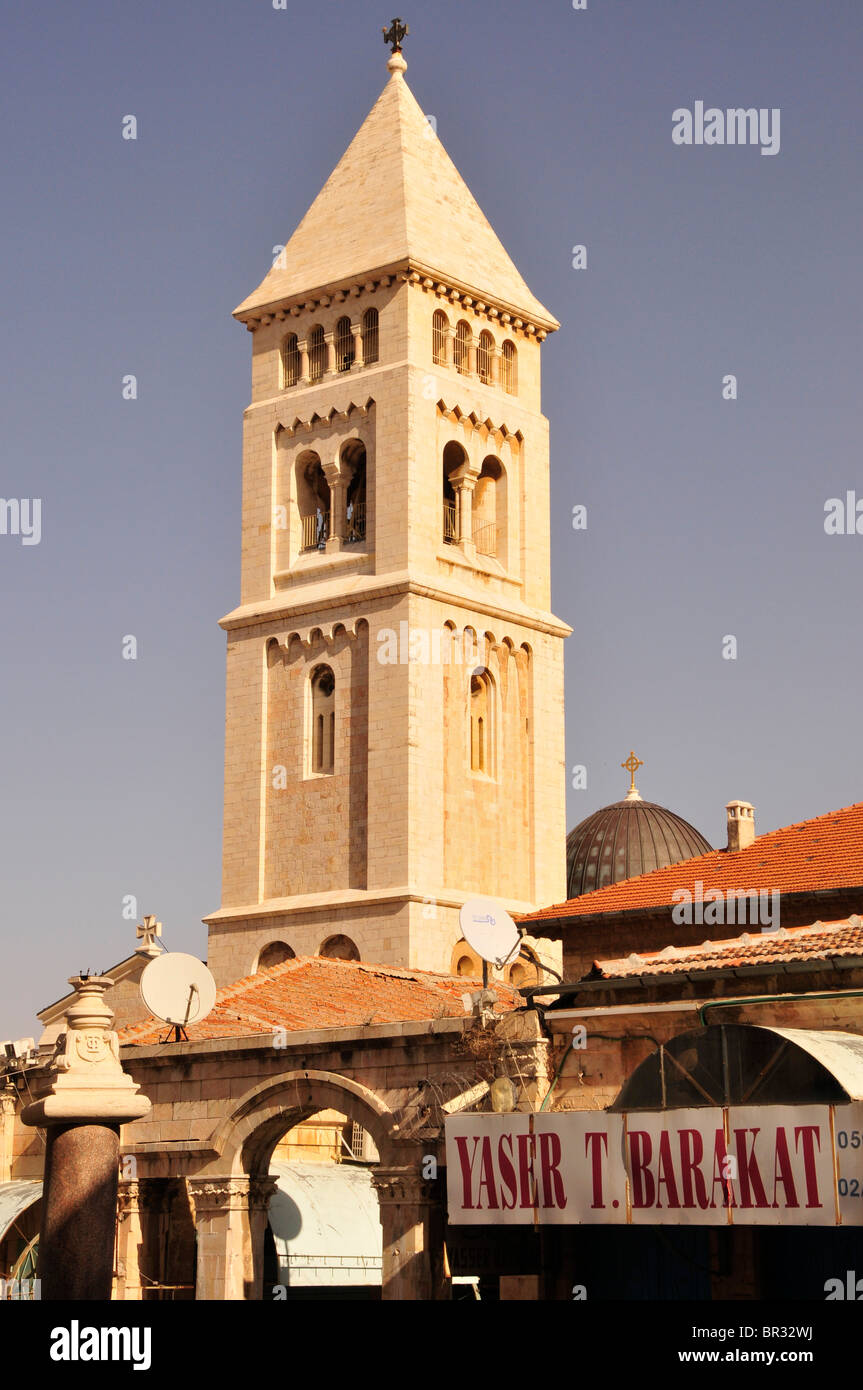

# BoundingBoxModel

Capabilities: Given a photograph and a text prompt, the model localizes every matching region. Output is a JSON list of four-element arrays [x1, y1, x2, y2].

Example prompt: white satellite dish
[[459, 898, 520, 968], [140, 952, 217, 1038]]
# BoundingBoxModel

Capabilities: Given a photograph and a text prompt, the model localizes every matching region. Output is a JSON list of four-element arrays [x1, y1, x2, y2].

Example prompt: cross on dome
[[621, 750, 644, 801]]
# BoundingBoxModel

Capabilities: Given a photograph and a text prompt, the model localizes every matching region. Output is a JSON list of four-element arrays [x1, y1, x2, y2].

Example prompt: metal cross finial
[[136, 914, 163, 955], [383, 17, 409, 53], [621, 750, 644, 793]]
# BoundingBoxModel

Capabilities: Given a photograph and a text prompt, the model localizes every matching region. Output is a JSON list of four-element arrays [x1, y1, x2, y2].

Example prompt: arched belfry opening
[[442, 440, 469, 547], [341, 438, 367, 544], [297, 452, 330, 552], [474, 456, 504, 562]]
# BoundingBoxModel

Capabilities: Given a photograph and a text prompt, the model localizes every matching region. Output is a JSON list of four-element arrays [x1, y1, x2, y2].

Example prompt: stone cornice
[[121, 1016, 474, 1067], [233, 259, 558, 340], [219, 574, 572, 639], [203, 884, 539, 926]]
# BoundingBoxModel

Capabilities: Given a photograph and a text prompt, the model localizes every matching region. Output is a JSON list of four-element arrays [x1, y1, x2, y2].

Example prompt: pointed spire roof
[[234, 58, 557, 329]]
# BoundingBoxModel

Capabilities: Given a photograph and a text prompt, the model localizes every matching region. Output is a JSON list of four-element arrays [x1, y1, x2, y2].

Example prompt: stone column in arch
[[249, 1174, 280, 1301], [189, 1174, 277, 1301], [371, 1165, 450, 1301], [115, 1179, 144, 1300], [351, 322, 364, 369], [20, 974, 151, 1301], [323, 454, 357, 550]]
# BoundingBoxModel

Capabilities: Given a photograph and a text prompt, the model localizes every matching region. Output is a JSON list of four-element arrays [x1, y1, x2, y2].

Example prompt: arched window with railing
[[454, 320, 471, 375], [335, 316, 354, 372], [308, 324, 326, 382], [297, 452, 330, 552], [362, 308, 379, 365], [473, 456, 504, 563], [477, 330, 494, 384], [282, 333, 300, 388], [433, 309, 449, 365], [501, 339, 517, 394], [311, 665, 335, 774]]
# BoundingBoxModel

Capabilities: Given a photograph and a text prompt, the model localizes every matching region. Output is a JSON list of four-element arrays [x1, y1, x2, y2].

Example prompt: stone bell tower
[[204, 34, 570, 986]]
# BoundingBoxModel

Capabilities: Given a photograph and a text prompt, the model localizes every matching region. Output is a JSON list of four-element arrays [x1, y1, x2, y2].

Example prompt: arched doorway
[[194, 1070, 446, 1302]]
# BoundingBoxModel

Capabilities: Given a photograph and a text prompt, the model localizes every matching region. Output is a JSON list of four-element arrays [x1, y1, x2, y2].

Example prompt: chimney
[[726, 800, 755, 852]]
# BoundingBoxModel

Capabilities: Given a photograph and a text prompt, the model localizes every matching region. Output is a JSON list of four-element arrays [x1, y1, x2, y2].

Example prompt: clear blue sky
[[1, 0, 861, 1035]]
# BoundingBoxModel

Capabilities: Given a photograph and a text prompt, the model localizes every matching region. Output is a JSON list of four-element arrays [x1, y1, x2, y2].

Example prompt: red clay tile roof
[[593, 916, 863, 980], [523, 801, 863, 924], [118, 956, 518, 1045]]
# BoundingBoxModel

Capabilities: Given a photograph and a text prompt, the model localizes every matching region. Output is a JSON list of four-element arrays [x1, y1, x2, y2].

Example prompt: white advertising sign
[[446, 1104, 863, 1227]]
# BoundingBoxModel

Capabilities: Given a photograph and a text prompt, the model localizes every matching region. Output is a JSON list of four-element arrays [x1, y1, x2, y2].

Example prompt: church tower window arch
[[335, 316, 354, 372], [281, 333, 300, 388], [319, 934, 360, 961], [474, 455, 505, 563], [362, 308, 379, 364], [296, 451, 330, 552], [501, 339, 517, 394], [432, 309, 449, 365], [454, 320, 472, 375], [477, 330, 494, 384], [469, 668, 494, 776], [308, 324, 327, 382], [310, 664, 336, 774]]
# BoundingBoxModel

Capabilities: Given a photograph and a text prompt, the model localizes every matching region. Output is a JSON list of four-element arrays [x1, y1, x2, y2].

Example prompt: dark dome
[[566, 794, 712, 899]]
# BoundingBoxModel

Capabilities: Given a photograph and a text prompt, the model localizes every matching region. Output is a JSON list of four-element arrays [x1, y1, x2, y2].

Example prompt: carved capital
[[249, 1175, 280, 1211], [189, 1176, 252, 1215], [116, 1180, 140, 1217], [371, 1167, 439, 1208]]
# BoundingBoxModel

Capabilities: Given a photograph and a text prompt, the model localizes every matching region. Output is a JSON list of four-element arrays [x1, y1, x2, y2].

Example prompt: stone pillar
[[351, 323, 364, 369], [20, 975, 150, 1302], [490, 349, 500, 387], [190, 1175, 277, 1301], [298, 341, 309, 382], [0, 1084, 17, 1183], [115, 1179, 144, 1300], [249, 1175, 280, 1301], [39, 1122, 120, 1300], [372, 1166, 449, 1301], [325, 331, 336, 376], [323, 456, 356, 551], [449, 462, 478, 558]]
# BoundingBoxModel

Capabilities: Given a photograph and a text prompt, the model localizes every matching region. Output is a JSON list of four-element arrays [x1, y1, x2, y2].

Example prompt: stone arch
[[194, 1070, 444, 1301], [254, 941, 295, 972], [475, 455, 507, 567], [318, 932, 359, 960], [215, 1070, 403, 1176], [296, 449, 329, 552]]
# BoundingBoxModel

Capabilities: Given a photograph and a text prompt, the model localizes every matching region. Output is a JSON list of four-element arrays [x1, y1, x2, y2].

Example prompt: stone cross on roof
[[135, 914, 163, 957]]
